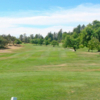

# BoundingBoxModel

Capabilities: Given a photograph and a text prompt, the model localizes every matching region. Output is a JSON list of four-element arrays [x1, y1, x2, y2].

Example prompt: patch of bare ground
[[69, 49, 74, 51], [37, 63, 98, 68], [68, 69, 100, 72], [0, 49, 12, 53], [70, 63, 99, 66], [31, 63, 100, 72], [41, 64, 67, 68], [23, 62, 100, 72], [25, 64, 67, 71], [89, 63, 99, 65], [86, 69, 100, 72], [80, 52, 98, 55], [56, 64, 67, 67], [0, 45, 22, 53], [8, 45, 22, 49]]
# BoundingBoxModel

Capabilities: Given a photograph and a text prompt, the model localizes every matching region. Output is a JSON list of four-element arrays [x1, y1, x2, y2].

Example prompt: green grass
[[0, 44, 100, 100]]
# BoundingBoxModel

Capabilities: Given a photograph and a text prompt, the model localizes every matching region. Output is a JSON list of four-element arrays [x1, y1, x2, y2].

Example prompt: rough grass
[[0, 44, 100, 100]]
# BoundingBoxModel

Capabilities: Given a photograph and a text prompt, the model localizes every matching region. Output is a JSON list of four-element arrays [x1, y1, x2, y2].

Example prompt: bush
[[51, 40, 59, 47], [0, 36, 8, 48], [14, 39, 22, 44]]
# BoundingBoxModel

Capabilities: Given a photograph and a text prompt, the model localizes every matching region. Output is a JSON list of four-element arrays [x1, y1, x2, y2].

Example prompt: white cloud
[[0, 3, 100, 37]]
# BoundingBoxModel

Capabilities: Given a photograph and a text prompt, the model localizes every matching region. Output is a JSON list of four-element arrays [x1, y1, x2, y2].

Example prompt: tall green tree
[[44, 40, 50, 46], [53, 32, 58, 40], [73, 25, 81, 34], [30, 39, 38, 45], [92, 20, 100, 29], [38, 38, 44, 45], [51, 40, 59, 47], [0, 36, 8, 48], [81, 25, 85, 30], [45, 32, 53, 42], [88, 37, 99, 52], [30, 34, 34, 39], [57, 29, 62, 42], [95, 27, 100, 42], [14, 39, 22, 45], [11, 36, 16, 45], [80, 25, 95, 47], [19, 34, 23, 42], [62, 32, 67, 40], [63, 35, 80, 51], [35, 34, 43, 39]]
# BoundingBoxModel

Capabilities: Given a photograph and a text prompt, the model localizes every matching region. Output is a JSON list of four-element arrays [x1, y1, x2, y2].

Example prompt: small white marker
[[11, 97, 17, 100]]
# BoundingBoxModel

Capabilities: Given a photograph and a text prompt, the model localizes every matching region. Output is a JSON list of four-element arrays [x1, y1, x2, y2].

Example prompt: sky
[[0, 0, 100, 37]]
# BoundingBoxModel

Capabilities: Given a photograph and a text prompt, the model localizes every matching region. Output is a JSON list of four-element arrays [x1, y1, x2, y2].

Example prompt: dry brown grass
[[29, 62, 100, 72], [0, 45, 22, 53], [0, 50, 12, 53], [80, 52, 98, 55]]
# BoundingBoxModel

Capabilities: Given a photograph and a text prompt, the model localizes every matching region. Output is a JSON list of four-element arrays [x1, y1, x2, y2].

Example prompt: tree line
[[0, 20, 100, 51], [63, 20, 100, 52], [0, 34, 22, 48], [18, 24, 86, 48]]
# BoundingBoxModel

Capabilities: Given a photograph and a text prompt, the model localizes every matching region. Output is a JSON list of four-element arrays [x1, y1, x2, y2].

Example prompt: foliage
[[45, 32, 53, 42], [38, 38, 44, 45], [14, 39, 22, 44], [51, 40, 59, 47], [62, 32, 67, 40], [79, 44, 84, 48], [0, 36, 8, 48], [88, 37, 99, 51], [30, 34, 34, 39], [1, 34, 17, 45], [44, 40, 50, 46], [97, 45, 100, 52], [30, 39, 38, 45], [95, 27, 100, 42], [63, 34, 80, 51], [78, 20, 100, 52], [1, 20, 100, 53], [57, 29, 62, 42], [35, 34, 43, 39], [53, 32, 58, 40]]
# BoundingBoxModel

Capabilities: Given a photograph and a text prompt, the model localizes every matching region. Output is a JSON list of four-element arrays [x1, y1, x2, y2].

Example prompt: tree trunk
[[73, 47, 76, 52]]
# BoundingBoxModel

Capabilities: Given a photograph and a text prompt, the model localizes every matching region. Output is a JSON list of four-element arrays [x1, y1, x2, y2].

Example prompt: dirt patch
[[43, 64, 67, 67], [86, 69, 100, 72], [38, 63, 99, 68], [89, 63, 99, 65], [69, 49, 74, 51], [0, 45, 22, 53], [81, 52, 98, 55], [29, 64, 67, 70], [70, 63, 99, 66], [57, 64, 67, 67], [8, 46, 22, 50], [0, 49, 12, 53], [33, 63, 100, 72]]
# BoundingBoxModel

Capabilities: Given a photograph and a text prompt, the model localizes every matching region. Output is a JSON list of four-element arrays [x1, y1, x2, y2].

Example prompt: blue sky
[[0, 0, 100, 37], [0, 0, 100, 11]]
